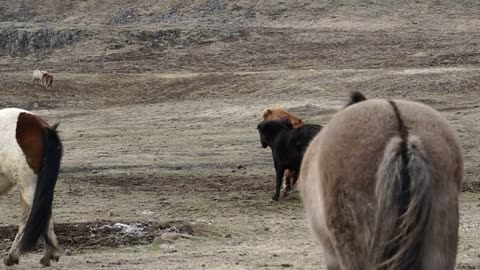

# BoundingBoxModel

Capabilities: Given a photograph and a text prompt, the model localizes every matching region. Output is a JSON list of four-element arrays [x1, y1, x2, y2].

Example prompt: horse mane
[[262, 107, 304, 128], [345, 91, 367, 107]]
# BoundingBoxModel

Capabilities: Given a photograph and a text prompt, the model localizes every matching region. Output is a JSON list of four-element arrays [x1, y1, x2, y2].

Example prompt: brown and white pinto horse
[[300, 92, 463, 270], [0, 108, 63, 266], [262, 108, 305, 196]]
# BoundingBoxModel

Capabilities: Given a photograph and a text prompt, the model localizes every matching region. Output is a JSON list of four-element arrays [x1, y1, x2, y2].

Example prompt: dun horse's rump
[[300, 95, 463, 270]]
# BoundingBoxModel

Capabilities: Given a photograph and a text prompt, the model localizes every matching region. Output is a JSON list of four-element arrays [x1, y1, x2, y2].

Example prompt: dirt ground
[[0, 1, 480, 269]]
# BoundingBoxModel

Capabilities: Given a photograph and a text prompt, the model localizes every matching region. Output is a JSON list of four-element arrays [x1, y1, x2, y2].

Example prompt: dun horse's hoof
[[272, 194, 280, 201], [4, 255, 19, 266]]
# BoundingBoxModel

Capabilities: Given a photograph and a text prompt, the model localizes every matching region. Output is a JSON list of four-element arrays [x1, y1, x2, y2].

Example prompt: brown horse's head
[[262, 108, 304, 128]]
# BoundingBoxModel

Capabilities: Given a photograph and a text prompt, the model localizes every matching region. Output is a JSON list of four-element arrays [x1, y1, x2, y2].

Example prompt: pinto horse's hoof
[[4, 255, 19, 266]]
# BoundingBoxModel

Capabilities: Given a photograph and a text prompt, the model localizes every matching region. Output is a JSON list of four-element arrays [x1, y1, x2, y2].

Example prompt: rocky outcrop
[[0, 28, 80, 56]]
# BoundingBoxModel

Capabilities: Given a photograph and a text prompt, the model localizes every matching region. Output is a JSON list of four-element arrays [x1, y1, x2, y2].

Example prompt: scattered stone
[[159, 244, 177, 253], [224, 234, 232, 238], [153, 236, 173, 245], [64, 249, 72, 256], [281, 263, 293, 267], [142, 210, 154, 216], [237, 165, 245, 169], [161, 232, 182, 241]]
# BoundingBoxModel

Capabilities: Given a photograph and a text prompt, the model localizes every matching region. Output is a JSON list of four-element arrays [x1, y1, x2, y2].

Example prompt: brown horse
[[43, 74, 53, 90], [262, 108, 304, 196], [262, 108, 304, 128], [300, 92, 463, 270]]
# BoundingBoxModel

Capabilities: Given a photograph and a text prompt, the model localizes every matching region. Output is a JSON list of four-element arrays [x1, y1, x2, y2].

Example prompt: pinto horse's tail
[[20, 123, 63, 253], [369, 101, 432, 270]]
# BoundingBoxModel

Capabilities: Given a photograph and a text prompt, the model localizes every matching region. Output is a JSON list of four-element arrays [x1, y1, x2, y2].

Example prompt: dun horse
[[262, 108, 305, 195], [0, 108, 63, 266], [300, 92, 463, 270], [32, 70, 48, 86]]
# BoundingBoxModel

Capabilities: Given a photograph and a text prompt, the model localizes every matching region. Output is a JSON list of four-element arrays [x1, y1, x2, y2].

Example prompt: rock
[[159, 244, 177, 253], [224, 234, 232, 238], [0, 28, 80, 56], [161, 232, 181, 241], [64, 249, 72, 256], [153, 236, 173, 245], [142, 210, 154, 215]]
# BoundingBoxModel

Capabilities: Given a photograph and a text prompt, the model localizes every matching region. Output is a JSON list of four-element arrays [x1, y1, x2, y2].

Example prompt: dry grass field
[[0, 1, 479, 269]]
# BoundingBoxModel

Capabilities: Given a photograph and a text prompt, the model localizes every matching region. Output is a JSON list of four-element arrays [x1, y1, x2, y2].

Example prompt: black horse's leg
[[272, 165, 285, 201]]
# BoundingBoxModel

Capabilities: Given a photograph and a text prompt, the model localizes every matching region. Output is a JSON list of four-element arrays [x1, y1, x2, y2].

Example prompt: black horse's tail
[[19, 123, 62, 253]]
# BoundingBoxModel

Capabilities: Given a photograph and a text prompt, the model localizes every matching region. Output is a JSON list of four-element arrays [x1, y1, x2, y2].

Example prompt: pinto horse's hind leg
[[40, 218, 60, 266], [5, 169, 39, 266], [0, 174, 14, 196], [4, 195, 29, 266]]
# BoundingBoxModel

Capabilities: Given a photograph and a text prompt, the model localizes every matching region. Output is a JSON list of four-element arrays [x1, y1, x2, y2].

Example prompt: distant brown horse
[[43, 74, 53, 90], [300, 92, 463, 270], [262, 108, 305, 196]]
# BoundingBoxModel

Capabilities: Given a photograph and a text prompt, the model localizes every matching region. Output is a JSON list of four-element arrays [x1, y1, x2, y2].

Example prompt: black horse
[[257, 119, 322, 200]]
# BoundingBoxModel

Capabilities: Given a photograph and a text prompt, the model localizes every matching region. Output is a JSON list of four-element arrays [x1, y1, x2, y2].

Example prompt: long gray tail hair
[[369, 101, 432, 270]]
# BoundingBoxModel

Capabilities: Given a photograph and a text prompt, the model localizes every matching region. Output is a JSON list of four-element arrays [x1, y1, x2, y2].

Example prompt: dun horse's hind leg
[[4, 195, 29, 266], [40, 218, 60, 266]]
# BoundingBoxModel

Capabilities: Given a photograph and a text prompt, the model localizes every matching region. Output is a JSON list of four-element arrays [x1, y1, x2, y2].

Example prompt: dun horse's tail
[[20, 124, 63, 253], [370, 101, 432, 270]]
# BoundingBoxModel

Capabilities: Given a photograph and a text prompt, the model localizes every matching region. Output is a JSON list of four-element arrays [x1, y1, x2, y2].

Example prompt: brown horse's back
[[300, 99, 463, 269]]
